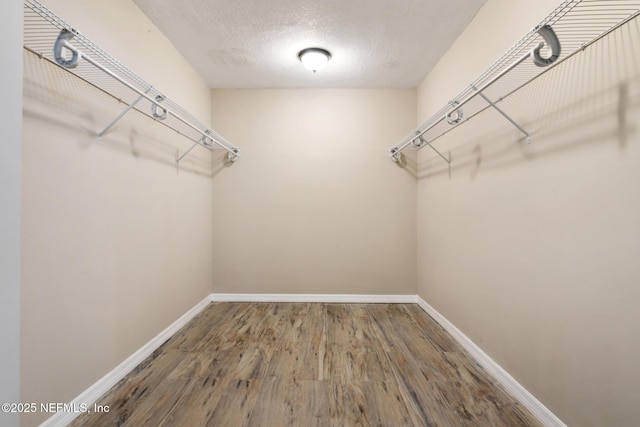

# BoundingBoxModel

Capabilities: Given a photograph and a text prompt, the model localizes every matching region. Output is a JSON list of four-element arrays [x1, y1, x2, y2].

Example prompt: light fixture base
[[298, 47, 331, 73]]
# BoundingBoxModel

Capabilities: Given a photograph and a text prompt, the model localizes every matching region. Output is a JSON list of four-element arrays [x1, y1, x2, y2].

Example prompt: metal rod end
[[228, 150, 240, 162]]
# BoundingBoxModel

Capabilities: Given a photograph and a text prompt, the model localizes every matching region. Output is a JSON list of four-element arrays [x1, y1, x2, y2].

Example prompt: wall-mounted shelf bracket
[[97, 89, 149, 143], [176, 142, 199, 165], [413, 132, 451, 164], [472, 87, 531, 144], [227, 149, 240, 162], [389, 147, 401, 162]]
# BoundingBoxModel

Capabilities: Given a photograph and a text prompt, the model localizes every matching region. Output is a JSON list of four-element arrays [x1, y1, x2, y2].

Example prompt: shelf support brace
[[97, 89, 150, 143], [472, 86, 531, 144], [176, 142, 199, 165], [177, 130, 213, 165], [413, 132, 451, 164]]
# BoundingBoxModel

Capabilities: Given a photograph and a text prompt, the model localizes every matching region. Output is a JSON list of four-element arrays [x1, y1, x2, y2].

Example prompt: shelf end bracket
[[389, 147, 401, 162]]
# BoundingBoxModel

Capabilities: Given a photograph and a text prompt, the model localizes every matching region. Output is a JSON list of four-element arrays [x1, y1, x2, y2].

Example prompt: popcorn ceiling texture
[[134, 0, 486, 88]]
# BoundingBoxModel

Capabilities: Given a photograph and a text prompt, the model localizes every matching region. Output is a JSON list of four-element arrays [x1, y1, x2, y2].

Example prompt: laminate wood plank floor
[[70, 303, 542, 426]]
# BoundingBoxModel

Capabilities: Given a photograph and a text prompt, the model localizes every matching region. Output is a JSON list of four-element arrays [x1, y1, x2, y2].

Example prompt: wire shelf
[[389, 0, 640, 162], [23, 0, 240, 164]]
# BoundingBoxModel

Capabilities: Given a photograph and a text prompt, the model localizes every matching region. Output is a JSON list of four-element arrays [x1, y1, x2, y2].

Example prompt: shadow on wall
[[400, 17, 640, 181], [23, 49, 219, 177], [393, 149, 419, 177], [211, 149, 237, 177], [418, 78, 638, 180]]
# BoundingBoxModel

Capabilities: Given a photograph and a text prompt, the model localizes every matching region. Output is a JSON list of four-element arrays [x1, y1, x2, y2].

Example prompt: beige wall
[[416, 0, 640, 426], [21, 0, 215, 425], [210, 89, 417, 295], [0, 1, 22, 426]]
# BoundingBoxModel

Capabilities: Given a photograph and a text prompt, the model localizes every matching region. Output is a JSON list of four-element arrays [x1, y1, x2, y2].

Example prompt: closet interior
[[15, 0, 640, 426]]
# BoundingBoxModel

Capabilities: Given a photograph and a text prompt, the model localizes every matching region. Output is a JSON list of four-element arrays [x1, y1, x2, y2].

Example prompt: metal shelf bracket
[[472, 86, 531, 144], [413, 132, 451, 164], [97, 90, 149, 143]]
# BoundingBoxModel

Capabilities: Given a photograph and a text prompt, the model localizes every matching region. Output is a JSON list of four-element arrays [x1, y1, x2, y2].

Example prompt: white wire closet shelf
[[23, 0, 240, 164], [389, 0, 640, 163]]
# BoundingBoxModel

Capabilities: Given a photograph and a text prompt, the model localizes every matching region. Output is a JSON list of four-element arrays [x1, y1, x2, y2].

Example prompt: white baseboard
[[210, 293, 418, 304], [39, 295, 213, 427], [415, 296, 566, 427]]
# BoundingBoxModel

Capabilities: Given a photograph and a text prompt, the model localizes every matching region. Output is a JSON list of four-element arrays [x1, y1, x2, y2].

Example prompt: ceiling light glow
[[298, 48, 331, 73]]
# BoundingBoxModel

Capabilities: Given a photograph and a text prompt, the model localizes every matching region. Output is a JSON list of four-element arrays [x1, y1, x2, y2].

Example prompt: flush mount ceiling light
[[298, 48, 331, 73]]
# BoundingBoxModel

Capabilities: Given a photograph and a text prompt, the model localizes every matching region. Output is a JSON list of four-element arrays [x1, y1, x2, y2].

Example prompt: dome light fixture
[[298, 47, 331, 73]]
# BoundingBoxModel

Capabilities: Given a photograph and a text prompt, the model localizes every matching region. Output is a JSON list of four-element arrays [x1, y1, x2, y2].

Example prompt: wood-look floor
[[70, 303, 542, 426]]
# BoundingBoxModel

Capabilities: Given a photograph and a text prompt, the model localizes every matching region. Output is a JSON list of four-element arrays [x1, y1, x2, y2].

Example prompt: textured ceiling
[[133, 0, 486, 88]]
